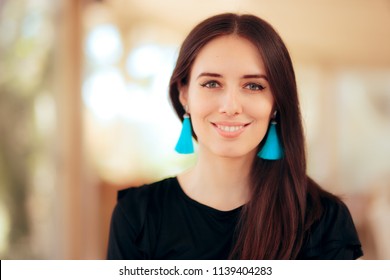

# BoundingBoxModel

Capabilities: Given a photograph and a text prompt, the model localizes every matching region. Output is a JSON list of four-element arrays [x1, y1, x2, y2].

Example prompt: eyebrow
[[197, 72, 222, 79], [242, 74, 268, 81], [196, 72, 268, 81]]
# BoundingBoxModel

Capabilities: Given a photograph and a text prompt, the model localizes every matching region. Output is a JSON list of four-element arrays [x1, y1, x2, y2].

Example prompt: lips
[[217, 124, 244, 132], [211, 121, 251, 138]]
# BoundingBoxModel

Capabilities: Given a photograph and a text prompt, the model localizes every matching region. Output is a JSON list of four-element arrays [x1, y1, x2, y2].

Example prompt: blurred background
[[0, 0, 389, 259]]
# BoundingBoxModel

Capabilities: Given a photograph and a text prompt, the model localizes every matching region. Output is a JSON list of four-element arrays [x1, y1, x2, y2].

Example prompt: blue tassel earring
[[257, 119, 284, 160], [175, 112, 194, 154]]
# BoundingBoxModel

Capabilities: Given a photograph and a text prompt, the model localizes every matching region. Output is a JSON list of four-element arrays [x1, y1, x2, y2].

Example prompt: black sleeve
[[107, 187, 151, 260], [107, 203, 143, 259], [298, 198, 363, 260]]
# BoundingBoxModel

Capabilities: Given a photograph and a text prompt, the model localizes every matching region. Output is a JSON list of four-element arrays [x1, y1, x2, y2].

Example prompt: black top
[[107, 177, 363, 260]]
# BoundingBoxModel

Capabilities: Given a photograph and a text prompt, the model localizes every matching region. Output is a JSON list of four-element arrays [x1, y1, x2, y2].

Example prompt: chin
[[211, 148, 256, 159]]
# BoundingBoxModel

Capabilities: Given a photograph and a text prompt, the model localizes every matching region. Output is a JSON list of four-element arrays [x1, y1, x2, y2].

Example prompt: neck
[[196, 151, 253, 188], [179, 149, 255, 211]]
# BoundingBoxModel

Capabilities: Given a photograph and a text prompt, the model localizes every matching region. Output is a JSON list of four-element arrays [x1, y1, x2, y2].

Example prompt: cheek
[[247, 97, 274, 120], [260, 104, 274, 120], [186, 92, 212, 136], [187, 87, 213, 115], [188, 103, 213, 134]]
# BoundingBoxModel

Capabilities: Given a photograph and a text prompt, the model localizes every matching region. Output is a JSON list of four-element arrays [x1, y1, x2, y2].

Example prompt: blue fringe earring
[[175, 113, 194, 154], [257, 120, 284, 160]]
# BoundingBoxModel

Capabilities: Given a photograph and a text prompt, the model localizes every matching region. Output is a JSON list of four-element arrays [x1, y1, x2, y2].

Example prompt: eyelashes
[[200, 80, 221, 88], [244, 83, 265, 91], [200, 80, 266, 91]]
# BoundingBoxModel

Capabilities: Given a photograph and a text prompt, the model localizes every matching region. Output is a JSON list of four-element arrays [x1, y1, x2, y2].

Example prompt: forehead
[[190, 35, 266, 76]]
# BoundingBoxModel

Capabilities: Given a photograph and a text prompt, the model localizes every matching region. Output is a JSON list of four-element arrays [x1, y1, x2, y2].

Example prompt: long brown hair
[[169, 13, 324, 259]]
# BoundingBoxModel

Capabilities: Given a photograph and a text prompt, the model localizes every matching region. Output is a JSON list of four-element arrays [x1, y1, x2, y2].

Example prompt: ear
[[178, 84, 189, 110]]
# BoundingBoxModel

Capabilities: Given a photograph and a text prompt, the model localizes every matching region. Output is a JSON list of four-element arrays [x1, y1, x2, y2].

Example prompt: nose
[[219, 88, 242, 116]]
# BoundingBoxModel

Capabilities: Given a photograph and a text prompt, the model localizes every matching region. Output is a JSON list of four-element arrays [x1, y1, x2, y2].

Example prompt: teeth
[[217, 125, 243, 132]]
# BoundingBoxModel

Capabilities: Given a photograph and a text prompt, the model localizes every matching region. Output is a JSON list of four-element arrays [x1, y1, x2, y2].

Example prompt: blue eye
[[200, 81, 220, 88], [245, 83, 265, 91]]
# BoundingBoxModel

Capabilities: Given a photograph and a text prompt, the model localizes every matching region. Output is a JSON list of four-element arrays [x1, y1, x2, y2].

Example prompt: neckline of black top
[[170, 177, 244, 216]]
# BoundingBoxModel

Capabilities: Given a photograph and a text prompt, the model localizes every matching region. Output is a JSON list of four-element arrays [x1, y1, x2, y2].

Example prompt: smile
[[216, 125, 244, 132], [211, 122, 251, 138]]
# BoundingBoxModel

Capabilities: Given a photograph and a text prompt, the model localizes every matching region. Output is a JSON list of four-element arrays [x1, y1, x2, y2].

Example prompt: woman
[[107, 13, 363, 260]]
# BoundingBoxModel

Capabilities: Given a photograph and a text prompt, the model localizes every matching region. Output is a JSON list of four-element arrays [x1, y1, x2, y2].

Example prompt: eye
[[200, 80, 221, 88], [244, 83, 265, 91]]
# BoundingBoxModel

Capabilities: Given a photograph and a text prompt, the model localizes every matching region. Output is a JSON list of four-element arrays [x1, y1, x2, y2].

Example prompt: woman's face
[[180, 35, 274, 159]]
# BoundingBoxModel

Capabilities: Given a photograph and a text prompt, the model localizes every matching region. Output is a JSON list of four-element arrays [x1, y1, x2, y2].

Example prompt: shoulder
[[118, 177, 172, 199], [113, 177, 178, 226], [107, 177, 178, 259], [116, 177, 178, 211], [316, 194, 356, 238], [299, 186, 363, 259]]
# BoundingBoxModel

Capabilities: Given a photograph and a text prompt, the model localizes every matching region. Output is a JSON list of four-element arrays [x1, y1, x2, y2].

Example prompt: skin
[[178, 35, 275, 211]]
